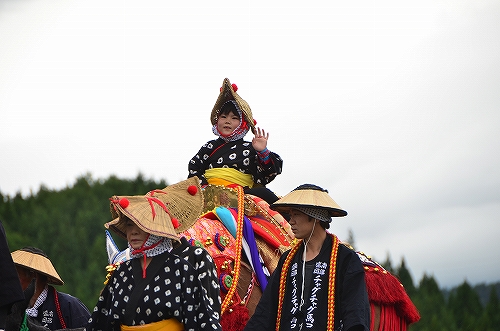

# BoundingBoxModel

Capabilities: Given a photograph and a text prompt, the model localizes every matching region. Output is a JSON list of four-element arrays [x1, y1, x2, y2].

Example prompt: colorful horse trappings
[[105, 184, 419, 331], [180, 185, 294, 329]]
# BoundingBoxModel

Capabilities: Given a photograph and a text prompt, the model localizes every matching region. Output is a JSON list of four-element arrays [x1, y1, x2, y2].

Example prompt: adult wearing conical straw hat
[[88, 177, 222, 331], [11, 246, 90, 330], [244, 184, 370, 331]]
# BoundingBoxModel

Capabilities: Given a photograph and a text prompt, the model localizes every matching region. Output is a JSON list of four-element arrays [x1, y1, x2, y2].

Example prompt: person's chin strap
[[131, 235, 162, 278]]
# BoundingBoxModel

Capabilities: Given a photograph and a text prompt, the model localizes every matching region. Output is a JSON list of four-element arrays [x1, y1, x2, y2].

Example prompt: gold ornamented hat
[[210, 78, 256, 134], [11, 247, 64, 286], [106, 177, 204, 239], [271, 184, 347, 218]]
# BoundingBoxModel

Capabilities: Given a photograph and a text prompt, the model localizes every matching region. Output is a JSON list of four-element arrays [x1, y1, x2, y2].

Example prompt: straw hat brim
[[11, 250, 64, 286], [210, 78, 256, 133], [108, 195, 180, 241], [106, 177, 204, 238], [148, 176, 204, 233], [270, 189, 347, 217]]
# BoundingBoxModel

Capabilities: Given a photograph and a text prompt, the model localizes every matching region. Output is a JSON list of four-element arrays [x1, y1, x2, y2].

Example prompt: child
[[188, 78, 283, 203]]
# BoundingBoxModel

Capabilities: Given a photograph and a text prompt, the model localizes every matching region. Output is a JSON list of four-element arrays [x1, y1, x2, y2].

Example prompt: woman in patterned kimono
[[86, 178, 222, 331]]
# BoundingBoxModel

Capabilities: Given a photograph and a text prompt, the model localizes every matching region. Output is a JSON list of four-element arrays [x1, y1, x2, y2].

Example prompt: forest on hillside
[[2, 173, 499, 331]]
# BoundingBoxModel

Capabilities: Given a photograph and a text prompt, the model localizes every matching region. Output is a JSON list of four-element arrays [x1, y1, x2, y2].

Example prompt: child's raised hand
[[252, 127, 269, 152]]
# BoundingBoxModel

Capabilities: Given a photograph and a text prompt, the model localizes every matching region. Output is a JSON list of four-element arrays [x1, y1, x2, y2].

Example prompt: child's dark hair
[[219, 101, 240, 118]]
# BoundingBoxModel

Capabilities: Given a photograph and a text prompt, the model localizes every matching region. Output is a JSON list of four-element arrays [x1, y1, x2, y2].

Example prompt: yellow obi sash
[[205, 168, 254, 188], [121, 318, 184, 331]]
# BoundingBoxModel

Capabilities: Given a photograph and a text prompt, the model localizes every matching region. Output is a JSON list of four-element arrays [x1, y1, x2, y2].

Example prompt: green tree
[[345, 228, 356, 251], [477, 285, 500, 330], [397, 258, 416, 297], [411, 274, 455, 331], [381, 252, 395, 274], [448, 280, 483, 331]]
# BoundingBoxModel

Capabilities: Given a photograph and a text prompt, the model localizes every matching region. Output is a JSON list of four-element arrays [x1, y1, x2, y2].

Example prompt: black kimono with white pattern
[[86, 252, 222, 331], [188, 138, 283, 186], [172, 237, 221, 314]]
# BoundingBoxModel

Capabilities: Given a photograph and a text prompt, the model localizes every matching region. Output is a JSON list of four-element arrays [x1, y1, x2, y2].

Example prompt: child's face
[[217, 111, 240, 135]]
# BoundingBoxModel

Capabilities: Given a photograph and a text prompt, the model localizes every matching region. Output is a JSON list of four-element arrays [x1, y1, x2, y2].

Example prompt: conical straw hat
[[106, 177, 203, 239], [271, 184, 347, 217], [11, 247, 64, 286], [210, 78, 256, 134], [149, 177, 204, 233]]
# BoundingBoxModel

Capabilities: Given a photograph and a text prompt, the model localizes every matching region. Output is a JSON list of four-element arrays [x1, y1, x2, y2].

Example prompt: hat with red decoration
[[106, 177, 204, 240], [210, 78, 256, 134]]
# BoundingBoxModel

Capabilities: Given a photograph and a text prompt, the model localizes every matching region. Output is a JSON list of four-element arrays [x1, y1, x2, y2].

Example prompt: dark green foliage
[[396, 258, 416, 297], [346, 228, 356, 251], [448, 281, 484, 331], [381, 252, 395, 274], [478, 286, 500, 330], [411, 274, 456, 331], [1, 173, 168, 311]]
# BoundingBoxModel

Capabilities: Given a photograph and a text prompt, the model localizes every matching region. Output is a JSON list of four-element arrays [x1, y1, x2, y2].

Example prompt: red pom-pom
[[119, 198, 129, 208], [171, 218, 180, 229], [231, 83, 238, 92], [253, 119, 257, 125], [220, 87, 222, 92], [187, 185, 198, 196]]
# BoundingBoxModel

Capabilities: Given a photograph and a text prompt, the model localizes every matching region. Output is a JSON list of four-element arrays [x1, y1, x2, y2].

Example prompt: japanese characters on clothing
[[244, 235, 370, 331], [32, 286, 90, 330]]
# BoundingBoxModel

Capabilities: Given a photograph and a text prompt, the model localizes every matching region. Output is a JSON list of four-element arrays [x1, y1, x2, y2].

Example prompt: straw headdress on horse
[[270, 184, 347, 223], [106, 177, 204, 240], [11, 246, 64, 286], [210, 77, 256, 134]]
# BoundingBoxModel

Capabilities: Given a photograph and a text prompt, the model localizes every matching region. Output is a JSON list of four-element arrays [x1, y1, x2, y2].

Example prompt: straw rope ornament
[[211, 78, 257, 134], [275, 233, 339, 331]]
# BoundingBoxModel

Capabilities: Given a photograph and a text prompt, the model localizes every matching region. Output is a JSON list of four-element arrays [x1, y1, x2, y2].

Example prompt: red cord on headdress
[[146, 191, 181, 228], [171, 218, 180, 229], [131, 234, 162, 278]]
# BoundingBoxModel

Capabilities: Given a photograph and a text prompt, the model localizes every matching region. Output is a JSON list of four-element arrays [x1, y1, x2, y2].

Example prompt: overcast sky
[[1, 0, 499, 289]]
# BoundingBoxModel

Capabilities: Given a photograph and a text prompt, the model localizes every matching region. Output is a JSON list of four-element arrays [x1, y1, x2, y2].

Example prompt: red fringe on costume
[[364, 266, 420, 331], [221, 304, 249, 331]]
